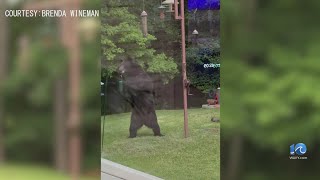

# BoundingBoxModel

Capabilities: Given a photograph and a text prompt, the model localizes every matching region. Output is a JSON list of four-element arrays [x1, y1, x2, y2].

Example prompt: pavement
[[101, 159, 164, 180]]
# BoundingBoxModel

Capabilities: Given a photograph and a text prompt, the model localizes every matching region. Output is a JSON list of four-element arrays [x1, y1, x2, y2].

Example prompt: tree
[[223, 0, 320, 150], [3, 23, 70, 167], [101, 0, 178, 81], [186, 39, 220, 93], [222, 0, 320, 179], [186, 8, 220, 94], [54, 76, 68, 172], [1, 0, 100, 175], [0, 1, 8, 163]]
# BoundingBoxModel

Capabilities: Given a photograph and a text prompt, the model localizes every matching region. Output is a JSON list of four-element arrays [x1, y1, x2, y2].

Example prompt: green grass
[[0, 164, 97, 180], [102, 108, 220, 180]]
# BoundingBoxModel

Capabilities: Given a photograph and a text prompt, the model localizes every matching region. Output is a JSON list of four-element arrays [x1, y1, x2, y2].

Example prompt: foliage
[[5, 40, 68, 106], [102, 108, 220, 180], [186, 38, 220, 93], [222, 0, 320, 179], [101, 0, 178, 81], [4, 19, 100, 171], [222, 0, 320, 150]]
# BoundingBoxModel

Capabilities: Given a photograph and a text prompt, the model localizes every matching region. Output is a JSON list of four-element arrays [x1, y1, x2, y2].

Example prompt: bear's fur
[[119, 58, 163, 138]]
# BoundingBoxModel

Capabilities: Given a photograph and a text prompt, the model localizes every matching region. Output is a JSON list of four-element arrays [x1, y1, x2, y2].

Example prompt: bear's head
[[118, 57, 153, 92], [118, 57, 144, 78]]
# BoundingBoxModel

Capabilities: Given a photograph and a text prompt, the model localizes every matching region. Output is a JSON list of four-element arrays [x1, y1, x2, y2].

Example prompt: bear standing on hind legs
[[118, 58, 163, 138]]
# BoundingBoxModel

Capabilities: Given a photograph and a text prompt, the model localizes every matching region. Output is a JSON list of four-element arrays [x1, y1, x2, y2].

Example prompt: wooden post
[[66, 1, 82, 179], [54, 77, 68, 172], [174, 0, 189, 138], [0, 1, 8, 163]]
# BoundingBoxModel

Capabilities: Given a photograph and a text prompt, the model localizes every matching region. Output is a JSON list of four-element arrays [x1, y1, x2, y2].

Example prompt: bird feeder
[[100, 82, 105, 97], [162, 0, 176, 13], [158, 4, 166, 20], [192, 29, 199, 35], [118, 80, 123, 93], [141, 11, 148, 37], [192, 29, 199, 45]]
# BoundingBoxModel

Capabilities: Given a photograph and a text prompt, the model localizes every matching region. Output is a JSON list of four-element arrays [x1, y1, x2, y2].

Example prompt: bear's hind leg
[[144, 111, 164, 137], [129, 116, 143, 138], [145, 120, 163, 136], [152, 123, 163, 137]]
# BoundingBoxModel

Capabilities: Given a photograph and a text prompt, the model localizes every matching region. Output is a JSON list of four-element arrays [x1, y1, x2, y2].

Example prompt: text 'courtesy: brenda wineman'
[[4, 10, 100, 18], [42, 10, 100, 17]]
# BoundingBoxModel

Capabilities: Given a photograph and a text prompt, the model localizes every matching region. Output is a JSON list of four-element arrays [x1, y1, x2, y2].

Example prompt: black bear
[[118, 58, 163, 138]]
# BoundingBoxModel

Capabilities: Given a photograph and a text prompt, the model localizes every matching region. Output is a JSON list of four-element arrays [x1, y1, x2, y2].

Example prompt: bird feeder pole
[[101, 81, 106, 152], [174, 0, 189, 138]]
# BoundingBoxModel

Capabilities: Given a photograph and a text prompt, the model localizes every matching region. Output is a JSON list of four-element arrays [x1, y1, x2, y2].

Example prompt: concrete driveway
[[101, 159, 164, 180]]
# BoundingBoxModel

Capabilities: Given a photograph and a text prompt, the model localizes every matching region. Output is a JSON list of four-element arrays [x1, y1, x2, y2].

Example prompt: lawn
[[102, 108, 220, 180], [0, 164, 98, 180]]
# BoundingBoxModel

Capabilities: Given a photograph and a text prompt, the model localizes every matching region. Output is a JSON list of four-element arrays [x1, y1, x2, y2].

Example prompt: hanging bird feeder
[[192, 29, 199, 45], [162, 0, 176, 13], [140, 10, 148, 37], [158, 4, 166, 20], [192, 29, 199, 36], [118, 79, 124, 94]]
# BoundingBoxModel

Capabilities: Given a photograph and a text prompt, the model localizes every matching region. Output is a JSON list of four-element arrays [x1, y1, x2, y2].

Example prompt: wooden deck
[[101, 159, 164, 180]]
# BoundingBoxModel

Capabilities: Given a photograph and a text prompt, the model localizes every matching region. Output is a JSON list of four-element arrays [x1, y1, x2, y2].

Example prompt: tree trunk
[[225, 1, 256, 179], [226, 135, 244, 180], [0, 2, 8, 164], [65, 1, 81, 179], [54, 78, 68, 172]]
